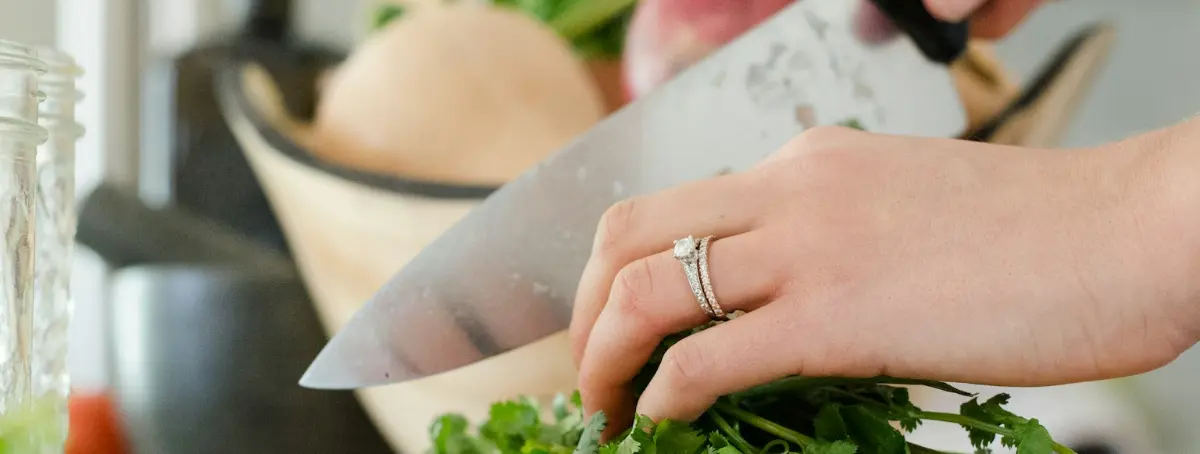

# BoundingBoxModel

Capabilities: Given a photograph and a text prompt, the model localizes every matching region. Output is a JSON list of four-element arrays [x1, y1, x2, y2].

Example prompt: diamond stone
[[673, 236, 697, 260]]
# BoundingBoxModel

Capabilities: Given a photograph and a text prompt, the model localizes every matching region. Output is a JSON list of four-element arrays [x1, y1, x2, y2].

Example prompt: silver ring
[[673, 235, 714, 318], [697, 236, 728, 320]]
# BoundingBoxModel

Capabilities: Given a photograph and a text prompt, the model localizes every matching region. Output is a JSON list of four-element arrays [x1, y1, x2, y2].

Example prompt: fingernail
[[929, 0, 988, 21]]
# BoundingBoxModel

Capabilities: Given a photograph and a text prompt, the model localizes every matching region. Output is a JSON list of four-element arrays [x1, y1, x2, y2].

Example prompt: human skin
[[568, 118, 1200, 438], [569, 0, 1191, 439], [924, 0, 1046, 38]]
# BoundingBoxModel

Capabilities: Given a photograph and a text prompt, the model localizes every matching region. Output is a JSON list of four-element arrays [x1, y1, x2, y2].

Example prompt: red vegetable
[[66, 392, 130, 454], [621, 0, 793, 98]]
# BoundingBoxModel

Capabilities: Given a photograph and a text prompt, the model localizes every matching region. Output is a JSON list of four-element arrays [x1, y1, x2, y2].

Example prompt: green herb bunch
[[372, 0, 637, 59], [490, 0, 636, 59], [426, 323, 1078, 454]]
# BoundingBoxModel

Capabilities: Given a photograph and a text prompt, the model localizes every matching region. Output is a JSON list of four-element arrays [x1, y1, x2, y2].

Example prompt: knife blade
[[301, 0, 969, 390]]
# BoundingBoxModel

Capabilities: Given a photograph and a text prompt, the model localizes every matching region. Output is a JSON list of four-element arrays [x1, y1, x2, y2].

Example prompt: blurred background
[[0, 0, 1197, 452]]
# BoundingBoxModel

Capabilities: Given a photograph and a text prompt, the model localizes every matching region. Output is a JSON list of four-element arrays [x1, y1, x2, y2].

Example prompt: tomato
[[66, 393, 129, 454]]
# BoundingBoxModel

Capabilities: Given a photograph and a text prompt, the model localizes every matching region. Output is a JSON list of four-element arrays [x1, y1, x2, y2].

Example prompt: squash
[[311, 2, 606, 185]]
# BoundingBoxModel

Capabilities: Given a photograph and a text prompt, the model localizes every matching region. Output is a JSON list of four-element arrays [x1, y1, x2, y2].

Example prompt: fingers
[[969, 0, 1044, 39], [576, 233, 781, 434], [569, 173, 766, 367], [925, 0, 1044, 39], [635, 301, 878, 422], [924, 0, 988, 22]]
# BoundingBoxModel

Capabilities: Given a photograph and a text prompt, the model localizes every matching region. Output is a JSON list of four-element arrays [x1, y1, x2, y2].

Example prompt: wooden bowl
[[217, 60, 580, 453]]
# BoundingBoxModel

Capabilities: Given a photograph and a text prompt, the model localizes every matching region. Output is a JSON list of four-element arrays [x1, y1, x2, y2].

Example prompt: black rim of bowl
[[215, 55, 501, 200]]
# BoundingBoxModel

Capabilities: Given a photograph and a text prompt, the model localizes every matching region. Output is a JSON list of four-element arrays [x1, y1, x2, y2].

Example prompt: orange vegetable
[[66, 393, 129, 454]]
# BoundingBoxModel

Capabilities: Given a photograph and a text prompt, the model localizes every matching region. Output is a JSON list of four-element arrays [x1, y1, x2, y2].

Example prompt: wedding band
[[673, 235, 715, 318], [697, 236, 728, 320]]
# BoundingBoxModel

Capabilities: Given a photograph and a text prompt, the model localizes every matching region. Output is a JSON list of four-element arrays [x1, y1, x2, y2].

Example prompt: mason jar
[[31, 46, 84, 452], [0, 39, 53, 449]]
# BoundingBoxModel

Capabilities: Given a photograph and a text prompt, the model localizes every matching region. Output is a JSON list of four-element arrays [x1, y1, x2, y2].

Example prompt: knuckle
[[593, 198, 639, 258], [760, 127, 867, 185], [609, 259, 658, 323], [658, 340, 711, 392]]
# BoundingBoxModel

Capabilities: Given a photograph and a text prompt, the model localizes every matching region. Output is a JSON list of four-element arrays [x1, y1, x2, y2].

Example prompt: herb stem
[[917, 412, 1078, 454], [906, 442, 964, 454], [712, 401, 815, 448], [737, 376, 974, 399], [550, 0, 637, 39], [708, 411, 758, 454]]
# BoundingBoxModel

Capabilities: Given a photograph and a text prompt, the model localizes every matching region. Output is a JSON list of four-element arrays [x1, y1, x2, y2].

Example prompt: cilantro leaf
[[554, 393, 572, 422], [652, 420, 707, 454], [808, 440, 860, 454], [428, 414, 494, 454], [814, 404, 850, 442], [840, 406, 908, 454], [1009, 419, 1054, 454], [838, 118, 866, 130], [481, 399, 542, 449], [960, 395, 1010, 448], [421, 326, 1075, 454], [709, 447, 743, 454], [574, 412, 607, 454]]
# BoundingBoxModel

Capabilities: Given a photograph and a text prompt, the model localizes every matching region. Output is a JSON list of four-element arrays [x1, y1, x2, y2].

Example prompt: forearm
[[1118, 116, 1200, 341]]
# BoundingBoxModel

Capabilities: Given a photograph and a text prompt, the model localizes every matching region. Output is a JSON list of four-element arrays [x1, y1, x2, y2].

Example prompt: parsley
[[426, 324, 1079, 454]]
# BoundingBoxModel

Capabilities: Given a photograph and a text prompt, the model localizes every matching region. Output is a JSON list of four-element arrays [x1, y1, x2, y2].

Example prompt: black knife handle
[[867, 0, 970, 64]]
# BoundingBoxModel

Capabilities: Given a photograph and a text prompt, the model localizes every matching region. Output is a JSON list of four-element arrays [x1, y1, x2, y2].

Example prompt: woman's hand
[[925, 0, 1045, 38], [568, 124, 1200, 438]]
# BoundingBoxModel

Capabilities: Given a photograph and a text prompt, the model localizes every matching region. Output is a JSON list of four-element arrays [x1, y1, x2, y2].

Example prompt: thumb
[[924, 0, 989, 21]]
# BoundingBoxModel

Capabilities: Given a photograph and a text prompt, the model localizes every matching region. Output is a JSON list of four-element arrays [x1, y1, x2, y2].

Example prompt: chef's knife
[[301, 0, 970, 389]]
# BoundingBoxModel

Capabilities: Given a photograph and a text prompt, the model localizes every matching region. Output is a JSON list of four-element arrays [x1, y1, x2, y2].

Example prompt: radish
[[311, 3, 606, 185], [622, 0, 794, 99]]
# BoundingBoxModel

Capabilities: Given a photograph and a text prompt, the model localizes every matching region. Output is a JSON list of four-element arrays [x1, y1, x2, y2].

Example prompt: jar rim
[[0, 39, 49, 74], [0, 116, 49, 143], [34, 47, 82, 78]]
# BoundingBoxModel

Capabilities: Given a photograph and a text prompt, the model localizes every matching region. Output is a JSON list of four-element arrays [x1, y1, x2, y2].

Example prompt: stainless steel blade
[[301, 0, 967, 389]]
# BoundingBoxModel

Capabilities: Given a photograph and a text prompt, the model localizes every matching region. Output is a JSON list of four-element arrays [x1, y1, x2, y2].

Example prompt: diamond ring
[[673, 235, 717, 319], [697, 235, 728, 320]]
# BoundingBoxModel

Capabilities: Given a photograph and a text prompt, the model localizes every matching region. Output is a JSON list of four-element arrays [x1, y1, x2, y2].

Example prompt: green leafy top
[[0, 394, 61, 454], [370, 0, 637, 60], [425, 322, 1076, 454]]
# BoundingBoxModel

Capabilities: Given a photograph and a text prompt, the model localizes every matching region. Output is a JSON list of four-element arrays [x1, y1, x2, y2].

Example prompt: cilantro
[[575, 412, 607, 454], [837, 118, 865, 130], [425, 326, 1079, 454]]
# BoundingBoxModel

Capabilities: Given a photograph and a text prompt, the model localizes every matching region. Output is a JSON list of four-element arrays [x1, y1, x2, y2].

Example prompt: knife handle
[[868, 0, 970, 64]]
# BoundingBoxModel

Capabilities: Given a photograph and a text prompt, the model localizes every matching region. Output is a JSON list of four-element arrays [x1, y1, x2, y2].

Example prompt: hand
[[925, 0, 1045, 38], [568, 124, 1200, 438]]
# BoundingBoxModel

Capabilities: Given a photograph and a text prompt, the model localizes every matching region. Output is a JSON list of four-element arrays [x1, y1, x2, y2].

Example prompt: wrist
[[1108, 118, 1200, 341]]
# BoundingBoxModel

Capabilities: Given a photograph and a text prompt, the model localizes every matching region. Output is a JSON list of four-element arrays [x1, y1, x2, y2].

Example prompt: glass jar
[[0, 39, 53, 448], [31, 46, 84, 451]]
